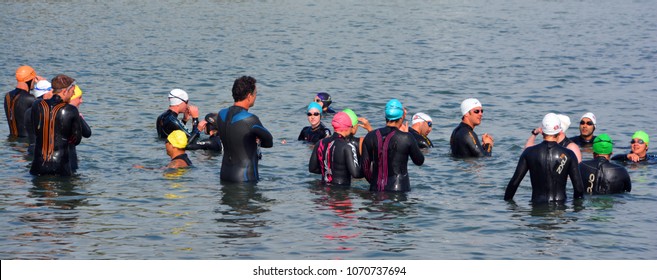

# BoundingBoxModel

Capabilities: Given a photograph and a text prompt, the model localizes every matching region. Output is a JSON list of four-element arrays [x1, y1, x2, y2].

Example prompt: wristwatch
[[531, 129, 539, 136]]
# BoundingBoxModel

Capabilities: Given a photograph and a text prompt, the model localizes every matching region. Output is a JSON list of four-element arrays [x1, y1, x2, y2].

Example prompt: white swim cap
[[460, 98, 482, 117], [580, 112, 596, 125], [542, 113, 562, 135], [557, 114, 571, 134], [412, 112, 432, 125], [33, 80, 51, 98], [168, 89, 188, 106]]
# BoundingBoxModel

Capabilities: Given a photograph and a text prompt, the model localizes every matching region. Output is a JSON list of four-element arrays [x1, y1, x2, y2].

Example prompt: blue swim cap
[[307, 102, 322, 114], [385, 99, 404, 120]]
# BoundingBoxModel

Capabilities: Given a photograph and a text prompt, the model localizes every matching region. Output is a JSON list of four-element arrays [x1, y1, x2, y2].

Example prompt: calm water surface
[[1, 0, 656, 259]]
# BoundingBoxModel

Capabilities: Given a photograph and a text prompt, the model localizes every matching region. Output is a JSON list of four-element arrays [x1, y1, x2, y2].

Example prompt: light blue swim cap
[[307, 102, 322, 114], [385, 99, 404, 120]]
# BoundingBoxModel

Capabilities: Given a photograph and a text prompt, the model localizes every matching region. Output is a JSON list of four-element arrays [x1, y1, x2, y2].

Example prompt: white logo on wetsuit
[[556, 154, 568, 174]]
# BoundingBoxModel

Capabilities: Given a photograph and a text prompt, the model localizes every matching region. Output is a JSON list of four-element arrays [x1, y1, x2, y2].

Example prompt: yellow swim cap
[[167, 130, 188, 149], [71, 85, 83, 100]]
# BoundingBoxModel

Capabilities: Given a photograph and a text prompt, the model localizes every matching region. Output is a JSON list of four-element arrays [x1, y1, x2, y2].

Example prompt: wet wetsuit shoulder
[[156, 109, 200, 144], [559, 137, 574, 147], [580, 157, 631, 194], [171, 153, 193, 167], [186, 134, 223, 152], [450, 122, 491, 158], [409, 127, 433, 148], [570, 135, 595, 147], [298, 122, 331, 143], [309, 134, 362, 185], [4, 88, 35, 137]]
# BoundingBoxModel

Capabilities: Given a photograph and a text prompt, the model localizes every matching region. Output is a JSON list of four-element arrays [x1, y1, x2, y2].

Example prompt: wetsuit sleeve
[[361, 133, 375, 183], [623, 170, 632, 192], [252, 117, 273, 148], [309, 144, 321, 174], [567, 151, 585, 199], [298, 128, 306, 141], [460, 130, 489, 157], [80, 116, 92, 138], [408, 135, 425, 166], [505, 152, 529, 200], [346, 142, 363, 179], [610, 154, 627, 161], [186, 136, 220, 151], [69, 107, 83, 146]]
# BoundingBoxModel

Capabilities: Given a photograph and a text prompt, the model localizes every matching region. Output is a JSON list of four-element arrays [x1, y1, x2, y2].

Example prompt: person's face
[[422, 120, 432, 136], [313, 97, 325, 110], [579, 118, 595, 136], [165, 142, 173, 157], [69, 96, 82, 107], [466, 107, 483, 126], [631, 138, 648, 156], [307, 109, 321, 127]]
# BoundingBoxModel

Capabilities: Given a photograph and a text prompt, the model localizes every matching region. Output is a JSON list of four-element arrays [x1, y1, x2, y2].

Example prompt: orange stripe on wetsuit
[[5, 93, 22, 136], [39, 100, 66, 162]]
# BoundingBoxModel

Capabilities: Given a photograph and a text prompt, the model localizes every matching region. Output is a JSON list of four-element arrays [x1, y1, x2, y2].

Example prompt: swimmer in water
[[25, 79, 53, 155], [579, 134, 631, 194], [611, 130, 655, 163], [409, 112, 434, 149], [361, 99, 424, 192], [186, 113, 223, 152], [525, 114, 582, 163], [30, 75, 84, 176], [4, 65, 44, 138], [314, 92, 336, 114], [504, 113, 585, 203], [67, 85, 92, 172], [156, 89, 200, 145], [298, 102, 331, 143], [216, 76, 273, 182], [569, 112, 597, 147], [342, 108, 372, 156], [450, 98, 494, 158], [166, 130, 192, 168], [309, 112, 363, 186]]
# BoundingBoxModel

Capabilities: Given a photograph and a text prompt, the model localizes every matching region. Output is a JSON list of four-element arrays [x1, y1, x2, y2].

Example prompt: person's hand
[[627, 153, 641, 162], [358, 117, 373, 132], [482, 133, 494, 146], [281, 139, 287, 144], [198, 120, 208, 134], [187, 105, 199, 118]]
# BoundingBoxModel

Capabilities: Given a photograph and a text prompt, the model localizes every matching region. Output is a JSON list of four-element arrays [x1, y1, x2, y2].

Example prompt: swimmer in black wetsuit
[[611, 131, 656, 163], [342, 108, 373, 156], [450, 98, 494, 158], [4, 65, 43, 138], [361, 99, 424, 192], [30, 75, 84, 176], [314, 92, 336, 114], [505, 113, 585, 203], [569, 112, 596, 147], [67, 85, 92, 172], [309, 112, 363, 186], [298, 102, 331, 143], [216, 76, 273, 182], [409, 112, 434, 149], [186, 113, 223, 152], [166, 130, 192, 168], [525, 114, 582, 163], [579, 134, 631, 194], [156, 89, 200, 145], [25, 80, 53, 155]]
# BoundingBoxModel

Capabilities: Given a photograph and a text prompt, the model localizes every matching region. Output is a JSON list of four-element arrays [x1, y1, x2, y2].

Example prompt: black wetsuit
[[30, 95, 83, 176], [409, 127, 433, 148], [579, 157, 631, 195], [450, 122, 491, 158], [611, 153, 657, 163], [569, 135, 595, 147], [505, 141, 585, 203], [362, 126, 424, 192], [4, 88, 35, 137], [156, 109, 200, 145], [25, 99, 41, 154], [186, 134, 222, 152], [171, 153, 193, 167], [309, 133, 363, 186], [559, 137, 574, 147], [298, 122, 331, 143], [69, 115, 91, 172], [217, 106, 273, 182]]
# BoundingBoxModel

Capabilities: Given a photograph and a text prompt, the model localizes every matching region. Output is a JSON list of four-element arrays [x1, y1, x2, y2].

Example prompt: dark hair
[[232, 76, 257, 102], [51, 74, 75, 92]]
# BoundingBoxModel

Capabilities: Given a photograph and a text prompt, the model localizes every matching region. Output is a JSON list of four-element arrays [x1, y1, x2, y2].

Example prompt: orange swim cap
[[15, 65, 37, 83]]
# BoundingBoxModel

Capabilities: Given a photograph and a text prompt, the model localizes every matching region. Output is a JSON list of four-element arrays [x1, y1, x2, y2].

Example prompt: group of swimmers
[[5, 67, 654, 203]]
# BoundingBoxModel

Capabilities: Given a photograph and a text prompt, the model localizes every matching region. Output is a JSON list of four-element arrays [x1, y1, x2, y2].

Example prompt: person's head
[[16, 65, 38, 89], [204, 113, 219, 135], [557, 114, 571, 135], [306, 102, 322, 128], [342, 108, 359, 135], [460, 98, 484, 127], [630, 130, 649, 157], [69, 85, 84, 107], [541, 113, 562, 140], [331, 112, 353, 136], [166, 130, 188, 157], [232, 76, 257, 106], [385, 99, 404, 125], [51, 74, 76, 102], [592, 134, 613, 157], [578, 112, 596, 137], [33, 80, 52, 99], [314, 92, 332, 112], [168, 89, 189, 112], [411, 112, 433, 136]]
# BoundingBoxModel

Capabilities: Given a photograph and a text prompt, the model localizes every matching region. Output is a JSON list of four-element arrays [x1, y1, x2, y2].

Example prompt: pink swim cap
[[332, 112, 353, 132]]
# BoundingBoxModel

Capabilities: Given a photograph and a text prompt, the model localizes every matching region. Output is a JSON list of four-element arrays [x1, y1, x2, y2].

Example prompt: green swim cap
[[592, 134, 613, 155], [632, 130, 650, 146], [342, 108, 358, 127]]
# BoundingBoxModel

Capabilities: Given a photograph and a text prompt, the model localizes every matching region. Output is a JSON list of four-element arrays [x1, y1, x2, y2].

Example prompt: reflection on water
[[309, 184, 360, 254], [214, 182, 270, 239]]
